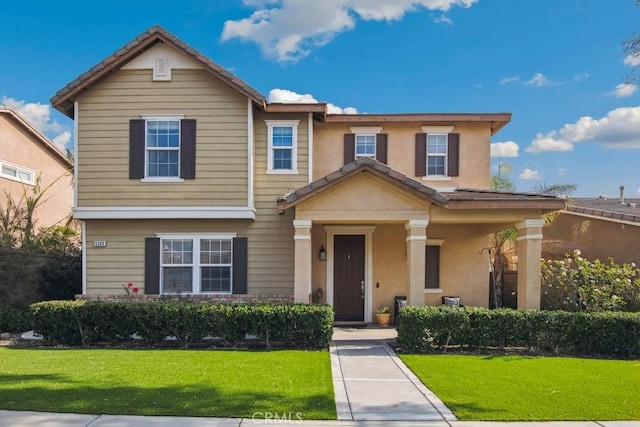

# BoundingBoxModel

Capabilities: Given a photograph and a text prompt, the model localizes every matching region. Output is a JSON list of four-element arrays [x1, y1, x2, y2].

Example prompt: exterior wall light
[[319, 245, 327, 261]]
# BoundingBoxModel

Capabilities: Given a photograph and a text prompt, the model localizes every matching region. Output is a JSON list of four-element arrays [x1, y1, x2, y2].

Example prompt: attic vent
[[153, 57, 171, 81]]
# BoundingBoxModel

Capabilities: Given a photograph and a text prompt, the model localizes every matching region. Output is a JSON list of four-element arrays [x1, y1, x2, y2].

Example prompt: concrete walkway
[[331, 326, 454, 421]]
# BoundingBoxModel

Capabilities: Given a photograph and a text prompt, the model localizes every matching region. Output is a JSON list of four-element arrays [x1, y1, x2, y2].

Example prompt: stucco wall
[[0, 114, 73, 229], [313, 122, 491, 189], [543, 212, 640, 265]]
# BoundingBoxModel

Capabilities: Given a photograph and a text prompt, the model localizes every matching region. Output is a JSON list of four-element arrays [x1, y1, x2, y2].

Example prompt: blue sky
[[1, 0, 638, 197]]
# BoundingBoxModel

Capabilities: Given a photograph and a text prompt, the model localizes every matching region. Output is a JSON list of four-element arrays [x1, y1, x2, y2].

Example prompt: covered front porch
[[278, 158, 564, 322]]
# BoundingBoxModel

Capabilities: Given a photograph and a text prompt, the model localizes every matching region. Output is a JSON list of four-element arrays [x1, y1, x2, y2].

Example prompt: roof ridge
[[51, 25, 266, 117]]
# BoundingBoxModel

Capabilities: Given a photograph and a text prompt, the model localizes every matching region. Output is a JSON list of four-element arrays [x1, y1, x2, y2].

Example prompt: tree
[[487, 165, 576, 308], [623, 0, 640, 83]]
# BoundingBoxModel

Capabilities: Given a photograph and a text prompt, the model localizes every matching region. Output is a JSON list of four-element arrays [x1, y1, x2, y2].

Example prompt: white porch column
[[293, 220, 313, 303], [405, 219, 428, 306], [516, 219, 545, 309]]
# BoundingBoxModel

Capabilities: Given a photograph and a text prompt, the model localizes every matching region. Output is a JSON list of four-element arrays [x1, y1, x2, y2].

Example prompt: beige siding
[[313, 122, 491, 189], [86, 217, 296, 295], [0, 115, 73, 228], [77, 69, 249, 207]]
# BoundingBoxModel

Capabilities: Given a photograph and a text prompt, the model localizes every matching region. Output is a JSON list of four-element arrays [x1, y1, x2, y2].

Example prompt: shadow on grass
[[0, 373, 335, 419]]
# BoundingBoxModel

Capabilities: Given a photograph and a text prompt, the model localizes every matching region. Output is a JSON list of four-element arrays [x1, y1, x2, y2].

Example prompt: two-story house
[[51, 26, 563, 322], [0, 107, 73, 231]]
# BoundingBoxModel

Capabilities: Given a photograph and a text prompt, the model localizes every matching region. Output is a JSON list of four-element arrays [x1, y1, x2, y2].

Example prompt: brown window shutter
[[376, 134, 388, 164], [415, 133, 427, 177], [425, 246, 440, 289], [343, 134, 355, 165], [129, 119, 145, 179], [144, 237, 160, 294], [233, 237, 248, 294], [447, 133, 460, 177], [180, 119, 197, 179]]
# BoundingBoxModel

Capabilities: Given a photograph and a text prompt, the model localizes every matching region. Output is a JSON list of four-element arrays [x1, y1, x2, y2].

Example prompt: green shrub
[[29, 301, 334, 349], [541, 251, 640, 312], [0, 305, 32, 332], [396, 306, 640, 356], [30, 300, 85, 345]]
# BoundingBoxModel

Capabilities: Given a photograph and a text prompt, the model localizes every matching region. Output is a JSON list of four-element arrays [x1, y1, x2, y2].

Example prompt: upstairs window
[[146, 120, 180, 178], [343, 127, 388, 164], [266, 120, 299, 174], [355, 134, 376, 158], [427, 134, 447, 176], [414, 131, 459, 178], [0, 160, 36, 185], [129, 116, 196, 181]]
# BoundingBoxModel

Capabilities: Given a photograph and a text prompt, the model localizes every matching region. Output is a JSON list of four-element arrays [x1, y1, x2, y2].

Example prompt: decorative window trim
[[156, 233, 237, 295], [265, 120, 299, 174], [0, 159, 36, 186], [350, 126, 382, 134], [421, 126, 454, 134]]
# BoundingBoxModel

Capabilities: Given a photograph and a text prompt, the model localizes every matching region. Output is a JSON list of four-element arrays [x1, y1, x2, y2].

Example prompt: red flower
[[127, 282, 133, 288], [133, 287, 139, 294]]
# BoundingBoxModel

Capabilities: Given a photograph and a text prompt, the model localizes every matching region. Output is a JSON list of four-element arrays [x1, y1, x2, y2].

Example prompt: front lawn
[[0, 348, 335, 419], [400, 354, 640, 421]]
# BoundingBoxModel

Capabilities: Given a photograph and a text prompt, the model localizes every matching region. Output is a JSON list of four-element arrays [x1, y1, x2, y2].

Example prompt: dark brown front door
[[333, 235, 365, 321]]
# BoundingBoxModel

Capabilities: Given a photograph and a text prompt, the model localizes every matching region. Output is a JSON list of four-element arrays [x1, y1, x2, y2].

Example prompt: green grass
[[400, 354, 640, 421], [0, 348, 336, 419]]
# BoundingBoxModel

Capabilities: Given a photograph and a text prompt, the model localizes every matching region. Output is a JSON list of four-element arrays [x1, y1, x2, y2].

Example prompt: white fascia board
[[74, 206, 256, 220]]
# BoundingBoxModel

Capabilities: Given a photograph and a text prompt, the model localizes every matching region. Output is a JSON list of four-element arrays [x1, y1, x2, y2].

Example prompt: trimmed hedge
[[0, 305, 32, 333], [30, 301, 334, 349], [396, 306, 640, 356]]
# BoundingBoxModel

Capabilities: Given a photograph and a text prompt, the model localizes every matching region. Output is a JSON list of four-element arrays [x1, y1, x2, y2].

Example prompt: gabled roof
[[277, 157, 565, 212], [567, 197, 640, 224], [51, 25, 267, 118], [0, 107, 73, 168]]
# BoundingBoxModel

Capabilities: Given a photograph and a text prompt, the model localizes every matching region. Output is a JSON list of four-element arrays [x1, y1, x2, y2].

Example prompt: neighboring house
[[0, 107, 73, 231], [50, 26, 563, 322], [543, 192, 640, 266]]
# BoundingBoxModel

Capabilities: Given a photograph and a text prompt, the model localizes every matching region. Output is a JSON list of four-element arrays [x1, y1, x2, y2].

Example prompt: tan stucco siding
[[313, 122, 491, 189], [543, 213, 640, 265], [0, 115, 73, 229], [77, 69, 249, 207], [85, 216, 296, 295]]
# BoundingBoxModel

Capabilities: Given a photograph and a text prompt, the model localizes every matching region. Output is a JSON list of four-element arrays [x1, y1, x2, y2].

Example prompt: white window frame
[[266, 120, 299, 174], [141, 115, 184, 183], [158, 233, 236, 294], [426, 133, 448, 177], [0, 159, 36, 186], [355, 134, 376, 159]]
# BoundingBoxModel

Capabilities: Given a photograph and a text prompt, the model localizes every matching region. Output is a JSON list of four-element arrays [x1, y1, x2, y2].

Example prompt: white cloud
[[526, 106, 640, 153], [624, 54, 640, 67], [1, 96, 72, 151], [490, 141, 519, 157], [524, 73, 551, 87], [267, 88, 358, 114], [573, 72, 589, 82], [221, 0, 478, 62], [519, 168, 540, 180], [607, 83, 637, 98], [499, 76, 520, 85], [558, 167, 567, 176]]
